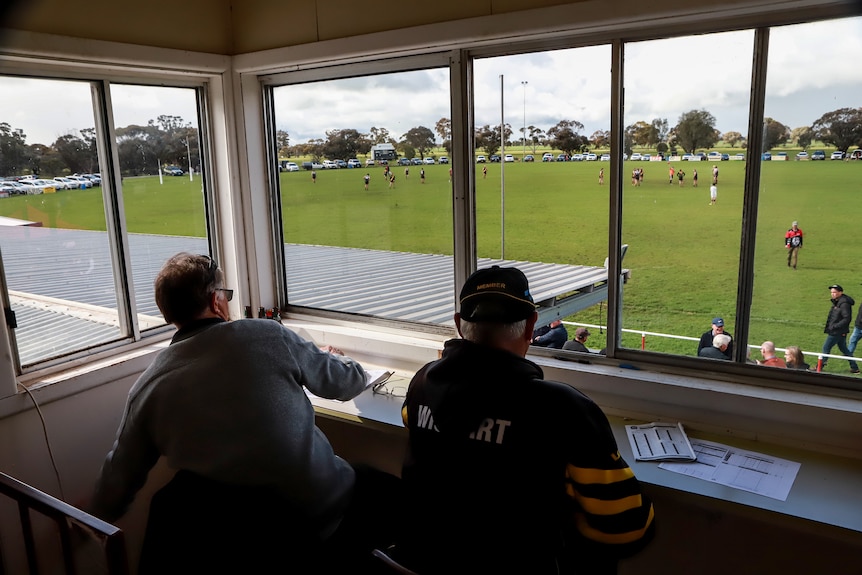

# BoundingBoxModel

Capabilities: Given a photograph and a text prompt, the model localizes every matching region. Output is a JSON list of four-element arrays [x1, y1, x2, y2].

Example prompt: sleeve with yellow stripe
[[565, 448, 655, 557]]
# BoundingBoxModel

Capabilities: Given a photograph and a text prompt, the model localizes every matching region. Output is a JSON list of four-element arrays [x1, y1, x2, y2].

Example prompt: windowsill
[[292, 316, 862, 537]]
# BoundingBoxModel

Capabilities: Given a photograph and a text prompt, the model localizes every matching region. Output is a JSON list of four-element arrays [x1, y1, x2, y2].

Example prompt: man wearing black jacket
[[822, 284, 860, 373], [398, 265, 655, 575]]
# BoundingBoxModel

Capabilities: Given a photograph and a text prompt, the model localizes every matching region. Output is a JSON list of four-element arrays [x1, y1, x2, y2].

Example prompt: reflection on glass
[[110, 84, 207, 330], [621, 31, 752, 357], [272, 69, 454, 324], [750, 17, 862, 377], [474, 47, 611, 353]]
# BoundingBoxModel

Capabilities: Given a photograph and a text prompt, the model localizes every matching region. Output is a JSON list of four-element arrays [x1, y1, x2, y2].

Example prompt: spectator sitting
[[397, 265, 655, 574], [562, 327, 593, 352], [531, 319, 568, 349], [698, 333, 731, 360], [784, 345, 810, 370], [756, 341, 787, 368]]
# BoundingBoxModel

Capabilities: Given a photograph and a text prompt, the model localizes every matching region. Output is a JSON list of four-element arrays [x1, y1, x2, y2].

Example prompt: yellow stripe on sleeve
[[574, 505, 655, 545], [565, 490, 645, 516], [401, 404, 408, 426], [566, 464, 635, 485]]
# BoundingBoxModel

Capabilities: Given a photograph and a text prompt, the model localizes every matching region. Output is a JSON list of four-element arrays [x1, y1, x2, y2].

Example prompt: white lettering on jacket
[[416, 405, 511, 443]]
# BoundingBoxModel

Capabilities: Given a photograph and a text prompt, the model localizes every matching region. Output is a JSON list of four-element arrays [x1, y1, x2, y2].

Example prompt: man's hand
[[319, 345, 343, 355]]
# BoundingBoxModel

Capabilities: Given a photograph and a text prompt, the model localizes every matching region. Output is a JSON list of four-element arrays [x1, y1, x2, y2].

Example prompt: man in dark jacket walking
[[822, 284, 860, 373]]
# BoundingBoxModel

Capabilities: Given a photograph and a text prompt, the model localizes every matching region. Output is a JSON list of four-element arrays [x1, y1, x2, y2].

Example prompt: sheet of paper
[[659, 438, 800, 501]]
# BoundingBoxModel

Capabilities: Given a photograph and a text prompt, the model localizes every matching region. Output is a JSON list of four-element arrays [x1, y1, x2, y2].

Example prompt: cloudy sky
[[2, 17, 860, 147]]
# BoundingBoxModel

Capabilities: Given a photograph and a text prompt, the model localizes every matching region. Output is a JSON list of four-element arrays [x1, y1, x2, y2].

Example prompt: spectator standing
[[363, 173, 370, 190], [420, 168, 425, 184], [532, 319, 568, 349], [697, 317, 733, 359], [848, 294, 862, 359], [712, 164, 719, 185], [785, 221, 803, 269], [822, 284, 860, 373], [698, 333, 731, 359], [709, 184, 718, 205], [563, 327, 593, 352], [784, 345, 810, 370], [397, 265, 655, 574], [756, 341, 786, 367], [692, 168, 698, 187]]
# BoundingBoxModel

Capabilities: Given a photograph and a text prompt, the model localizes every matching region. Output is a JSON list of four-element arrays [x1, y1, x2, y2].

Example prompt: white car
[[6, 181, 38, 195], [570, 153, 584, 161], [66, 175, 92, 188], [347, 159, 362, 168], [423, 157, 436, 164], [600, 154, 611, 161], [503, 154, 514, 163], [476, 155, 487, 163], [630, 153, 642, 161], [282, 162, 299, 172], [707, 151, 722, 161], [322, 160, 338, 169], [542, 153, 554, 162], [830, 151, 844, 160], [584, 153, 598, 161], [365, 158, 376, 166]]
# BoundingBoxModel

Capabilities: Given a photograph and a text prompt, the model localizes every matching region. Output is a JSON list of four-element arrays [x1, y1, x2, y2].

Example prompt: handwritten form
[[659, 438, 801, 501]]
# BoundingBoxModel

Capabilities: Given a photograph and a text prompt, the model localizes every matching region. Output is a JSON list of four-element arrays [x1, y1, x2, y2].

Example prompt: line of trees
[[0, 115, 200, 178]]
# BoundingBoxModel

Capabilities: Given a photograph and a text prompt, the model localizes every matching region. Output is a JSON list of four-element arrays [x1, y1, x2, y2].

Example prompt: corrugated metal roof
[[0, 227, 616, 366]]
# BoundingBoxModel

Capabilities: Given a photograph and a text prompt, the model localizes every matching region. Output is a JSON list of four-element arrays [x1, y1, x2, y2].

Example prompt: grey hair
[[712, 333, 732, 348], [459, 319, 527, 346]]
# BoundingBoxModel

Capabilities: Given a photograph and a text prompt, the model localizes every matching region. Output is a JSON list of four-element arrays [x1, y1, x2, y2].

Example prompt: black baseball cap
[[829, 284, 843, 292], [459, 266, 536, 323]]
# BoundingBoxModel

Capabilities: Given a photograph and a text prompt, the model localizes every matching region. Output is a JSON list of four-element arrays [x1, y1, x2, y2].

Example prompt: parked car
[[7, 180, 39, 194], [423, 157, 435, 165], [322, 160, 338, 169], [630, 153, 642, 161], [600, 154, 611, 161], [438, 156, 449, 164], [541, 153, 554, 162], [733, 153, 745, 160], [53, 177, 77, 189], [335, 159, 348, 168], [0, 183, 15, 197], [796, 151, 808, 160], [642, 154, 651, 161], [397, 158, 411, 166], [31, 179, 58, 193], [830, 151, 845, 160], [411, 158, 423, 165], [523, 154, 534, 162], [365, 158, 376, 166], [721, 154, 729, 161], [282, 162, 299, 172], [81, 174, 102, 185], [584, 153, 598, 161], [556, 154, 568, 162], [476, 155, 487, 163], [570, 153, 583, 161], [66, 175, 93, 188], [346, 159, 361, 168], [503, 154, 514, 163], [849, 149, 862, 160], [707, 151, 722, 161], [811, 150, 826, 160], [761, 152, 771, 161], [489, 155, 501, 163], [164, 166, 184, 176]]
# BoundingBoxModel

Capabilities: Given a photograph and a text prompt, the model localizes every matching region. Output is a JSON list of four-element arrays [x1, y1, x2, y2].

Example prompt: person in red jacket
[[785, 221, 803, 269]]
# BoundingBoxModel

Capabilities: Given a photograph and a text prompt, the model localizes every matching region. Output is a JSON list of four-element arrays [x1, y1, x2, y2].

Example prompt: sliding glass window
[[748, 16, 862, 377], [0, 76, 210, 370], [473, 47, 612, 353], [271, 65, 454, 324], [620, 31, 753, 360]]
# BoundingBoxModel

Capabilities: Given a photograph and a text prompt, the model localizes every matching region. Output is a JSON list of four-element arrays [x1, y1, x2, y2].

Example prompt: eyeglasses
[[215, 288, 234, 302], [372, 381, 407, 399]]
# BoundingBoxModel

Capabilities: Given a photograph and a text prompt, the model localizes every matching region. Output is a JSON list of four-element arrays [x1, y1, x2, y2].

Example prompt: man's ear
[[524, 312, 538, 341], [454, 313, 464, 338]]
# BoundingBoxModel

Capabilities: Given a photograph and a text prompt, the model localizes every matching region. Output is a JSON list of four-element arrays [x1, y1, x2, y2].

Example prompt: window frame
[[0, 43, 235, 390]]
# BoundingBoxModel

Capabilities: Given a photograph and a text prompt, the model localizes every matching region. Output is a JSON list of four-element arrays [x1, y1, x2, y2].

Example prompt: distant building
[[371, 143, 397, 161]]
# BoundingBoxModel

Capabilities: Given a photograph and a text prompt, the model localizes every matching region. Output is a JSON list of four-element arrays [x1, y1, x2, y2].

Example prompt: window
[[620, 31, 753, 359], [473, 46, 612, 353], [269, 64, 454, 324], [0, 76, 212, 372], [749, 17, 862, 376]]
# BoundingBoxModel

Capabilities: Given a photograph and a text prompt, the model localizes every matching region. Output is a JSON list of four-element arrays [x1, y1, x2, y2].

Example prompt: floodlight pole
[[500, 74, 505, 260], [521, 81, 528, 158]]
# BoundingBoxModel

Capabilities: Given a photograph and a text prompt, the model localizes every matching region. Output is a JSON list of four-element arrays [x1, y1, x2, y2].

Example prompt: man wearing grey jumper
[[90, 253, 378, 572]]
